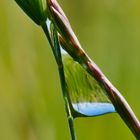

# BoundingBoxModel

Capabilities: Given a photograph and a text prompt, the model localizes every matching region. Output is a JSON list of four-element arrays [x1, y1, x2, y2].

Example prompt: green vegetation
[[0, 0, 140, 140]]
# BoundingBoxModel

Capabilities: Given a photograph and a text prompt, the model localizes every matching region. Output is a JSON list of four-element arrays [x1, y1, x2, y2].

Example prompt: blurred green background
[[0, 0, 140, 139]]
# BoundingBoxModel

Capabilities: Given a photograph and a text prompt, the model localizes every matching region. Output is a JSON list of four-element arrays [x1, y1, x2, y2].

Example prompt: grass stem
[[42, 21, 77, 140]]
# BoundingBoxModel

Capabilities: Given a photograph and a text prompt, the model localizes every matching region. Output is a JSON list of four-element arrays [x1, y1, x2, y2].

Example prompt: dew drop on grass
[[61, 48, 116, 117]]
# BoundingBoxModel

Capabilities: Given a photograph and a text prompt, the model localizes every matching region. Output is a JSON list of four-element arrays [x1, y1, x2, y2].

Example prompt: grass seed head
[[15, 0, 48, 25]]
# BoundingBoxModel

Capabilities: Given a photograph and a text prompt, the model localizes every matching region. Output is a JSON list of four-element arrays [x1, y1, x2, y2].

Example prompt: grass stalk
[[42, 21, 77, 140]]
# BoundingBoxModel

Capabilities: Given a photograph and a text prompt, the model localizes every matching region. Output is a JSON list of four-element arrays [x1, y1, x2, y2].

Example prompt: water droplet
[[61, 48, 116, 117]]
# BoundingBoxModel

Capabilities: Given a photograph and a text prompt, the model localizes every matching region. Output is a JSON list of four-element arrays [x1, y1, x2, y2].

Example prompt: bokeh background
[[0, 0, 140, 139]]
